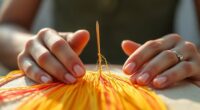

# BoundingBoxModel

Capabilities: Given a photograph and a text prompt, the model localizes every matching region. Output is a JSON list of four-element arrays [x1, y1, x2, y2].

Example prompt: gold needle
[[96, 21, 102, 75]]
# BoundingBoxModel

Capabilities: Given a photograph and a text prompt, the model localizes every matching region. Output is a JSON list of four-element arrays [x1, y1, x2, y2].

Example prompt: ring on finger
[[171, 50, 184, 62]]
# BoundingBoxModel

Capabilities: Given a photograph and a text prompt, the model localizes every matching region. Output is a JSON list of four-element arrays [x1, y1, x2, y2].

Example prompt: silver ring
[[171, 50, 184, 62]]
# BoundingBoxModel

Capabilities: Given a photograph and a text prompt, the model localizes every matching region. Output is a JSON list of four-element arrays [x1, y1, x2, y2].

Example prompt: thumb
[[121, 40, 141, 56], [59, 30, 90, 55]]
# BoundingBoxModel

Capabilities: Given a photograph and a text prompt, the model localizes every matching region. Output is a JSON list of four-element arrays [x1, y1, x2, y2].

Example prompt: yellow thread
[[96, 21, 102, 75], [0, 21, 167, 110], [0, 69, 166, 110]]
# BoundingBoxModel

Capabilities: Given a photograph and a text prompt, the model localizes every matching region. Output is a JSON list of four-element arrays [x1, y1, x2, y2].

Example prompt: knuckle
[[63, 55, 74, 65], [17, 53, 23, 62], [134, 54, 144, 64], [47, 65, 66, 80], [51, 39, 66, 52], [37, 28, 54, 39], [184, 41, 197, 53], [25, 39, 34, 50], [63, 54, 79, 69], [145, 40, 162, 52], [168, 33, 182, 42], [26, 66, 41, 81], [17, 54, 24, 69], [54, 67, 66, 77], [25, 65, 35, 75], [17, 51, 27, 67], [180, 61, 193, 74], [168, 71, 178, 80], [162, 50, 178, 62], [147, 65, 159, 75], [38, 28, 52, 35], [38, 51, 51, 65]]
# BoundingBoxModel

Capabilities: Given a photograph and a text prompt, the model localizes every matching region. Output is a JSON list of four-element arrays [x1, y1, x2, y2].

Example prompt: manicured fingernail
[[137, 73, 150, 84], [73, 64, 85, 77], [154, 76, 167, 86], [124, 62, 136, 74], [65, 74, 76, 83], [130, 75, 137, 83], [41, 76, 51, 83]]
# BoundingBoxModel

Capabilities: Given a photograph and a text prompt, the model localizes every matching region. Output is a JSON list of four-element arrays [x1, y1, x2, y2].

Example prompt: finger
[[58, 32, 73, 39], [66, 30, 90, 55], [18, 54, 53, 83], [132, 39, 196, 85], [134, 41, 194, 86], [129, 63, 148, 84], [121, 40, 141, 56], [28, 39, 77, 84], [58, 30, 90, 55], [42, 29, 85, 78], [173, 41, 199, 60], [133, 50, 179, 85], [123, 34, 181, 75], [152, 61, 196, 88]]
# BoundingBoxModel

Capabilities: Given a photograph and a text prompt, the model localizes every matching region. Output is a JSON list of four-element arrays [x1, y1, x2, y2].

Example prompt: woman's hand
[[17, 28, 90, 84], [122, 34, 200, 89]]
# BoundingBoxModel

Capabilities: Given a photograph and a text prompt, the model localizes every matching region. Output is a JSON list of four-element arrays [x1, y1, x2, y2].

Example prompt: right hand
[[17, 28, 90, 84]]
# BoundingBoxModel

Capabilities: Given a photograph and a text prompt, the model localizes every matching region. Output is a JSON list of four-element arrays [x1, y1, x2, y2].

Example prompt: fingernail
[[73, 64, 85, 77], [137, 73, 150, 84], [41, 76, 51, 83], [130, 75, 137, 84], [123, 62, 136, 74], [154, 76, 167, 86], [65, 74, 76, 83]]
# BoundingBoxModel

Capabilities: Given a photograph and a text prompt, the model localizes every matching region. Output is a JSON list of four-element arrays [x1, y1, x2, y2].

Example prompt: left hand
[[122, 34, 200, 89]]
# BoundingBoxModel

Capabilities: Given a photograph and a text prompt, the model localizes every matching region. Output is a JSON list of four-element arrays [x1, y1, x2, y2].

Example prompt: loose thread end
[[96, 21, 102, 76], [96, 21, 111, 80]]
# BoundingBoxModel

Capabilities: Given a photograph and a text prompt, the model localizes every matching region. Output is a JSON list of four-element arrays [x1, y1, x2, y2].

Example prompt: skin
[[0, 0, 200, 88], [122, 34, 200, 89], [0, 0, 89, 83], [17, 29, 89, 83]]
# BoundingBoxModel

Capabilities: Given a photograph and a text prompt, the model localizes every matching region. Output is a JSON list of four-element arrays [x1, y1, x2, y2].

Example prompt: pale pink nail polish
[[154, 76, 167, 86], [65, 74, 76, 83], [41, 76, 51, 83], [137, 73, 150, 84], [130, 75, 137, 84], [124, 62, 136, 74], [73, 64, 85, 77]]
